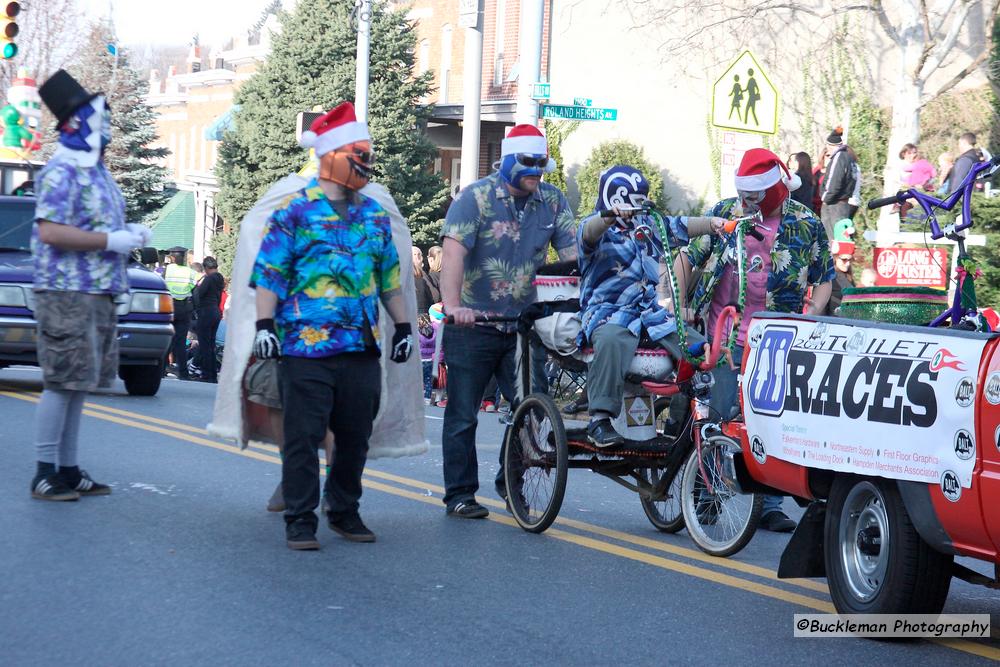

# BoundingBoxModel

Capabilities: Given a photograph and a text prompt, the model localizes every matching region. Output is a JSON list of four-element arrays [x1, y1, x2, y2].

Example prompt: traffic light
[[1, 2, 19, 60]]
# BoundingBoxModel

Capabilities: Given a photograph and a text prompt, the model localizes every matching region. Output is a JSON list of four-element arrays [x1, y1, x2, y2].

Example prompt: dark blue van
[[0, 195, 174, 395]]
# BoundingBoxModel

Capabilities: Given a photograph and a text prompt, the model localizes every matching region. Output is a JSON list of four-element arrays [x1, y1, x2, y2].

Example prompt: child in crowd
[[418, 314, 437, 404]]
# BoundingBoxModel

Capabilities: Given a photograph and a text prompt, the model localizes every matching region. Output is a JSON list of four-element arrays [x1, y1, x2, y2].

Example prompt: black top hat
[[38, 69, 101, 127]]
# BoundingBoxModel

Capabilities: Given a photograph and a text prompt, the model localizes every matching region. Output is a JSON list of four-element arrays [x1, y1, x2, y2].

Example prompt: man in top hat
[[251, 101, 413, 550], [29, 69, 151, 500], [438, 123, 578, 519], [675, 148, 834, 532]]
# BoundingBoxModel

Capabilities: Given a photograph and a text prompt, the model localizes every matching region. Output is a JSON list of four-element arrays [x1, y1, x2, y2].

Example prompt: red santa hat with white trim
[[734, 148, 801, 193], [501, 124, 556, 173], [299, 101, 370, 157]]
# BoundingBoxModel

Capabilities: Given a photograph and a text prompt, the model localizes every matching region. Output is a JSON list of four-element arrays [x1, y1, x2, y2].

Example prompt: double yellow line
[[1, 386, 997, 659]]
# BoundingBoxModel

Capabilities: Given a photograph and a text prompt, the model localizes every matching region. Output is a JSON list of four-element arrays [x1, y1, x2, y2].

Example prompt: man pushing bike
[[675, 148, 835, 532]]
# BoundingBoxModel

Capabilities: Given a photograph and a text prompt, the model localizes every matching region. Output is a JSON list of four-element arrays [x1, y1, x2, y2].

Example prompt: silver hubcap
[[839, 481, 889, 602]]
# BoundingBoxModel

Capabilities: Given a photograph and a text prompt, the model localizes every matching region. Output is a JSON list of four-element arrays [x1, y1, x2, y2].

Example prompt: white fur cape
[[206, 174, 428, 459]]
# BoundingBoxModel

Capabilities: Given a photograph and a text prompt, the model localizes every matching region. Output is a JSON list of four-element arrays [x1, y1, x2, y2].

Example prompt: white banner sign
[[742, 317, 989, 493]]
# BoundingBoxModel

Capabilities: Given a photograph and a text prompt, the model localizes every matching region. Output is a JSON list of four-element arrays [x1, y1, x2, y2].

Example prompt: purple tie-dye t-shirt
[[31, 156, 128, 294]]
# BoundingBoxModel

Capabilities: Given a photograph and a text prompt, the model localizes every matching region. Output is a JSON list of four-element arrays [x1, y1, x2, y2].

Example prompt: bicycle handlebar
[[867, 193, 902, 210], [699, 305, 738, 370], [443, 314, 519, 325]]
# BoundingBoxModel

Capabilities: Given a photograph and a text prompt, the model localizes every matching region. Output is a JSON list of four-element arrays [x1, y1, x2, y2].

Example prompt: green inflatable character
[[0, 104, 32, 149]]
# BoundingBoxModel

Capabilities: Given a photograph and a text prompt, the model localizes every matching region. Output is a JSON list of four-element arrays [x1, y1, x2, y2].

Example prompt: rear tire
[[504, 393, 568, 533], [121, 361, 163, 396], [824, 475, 952, 614], [640, 466, 685, 533]]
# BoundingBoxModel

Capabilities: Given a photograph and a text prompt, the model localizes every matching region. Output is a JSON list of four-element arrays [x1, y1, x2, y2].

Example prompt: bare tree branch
[[923, 0, 1000, 102], [918, 0, 974, 78], [871, 0, 903, 44]]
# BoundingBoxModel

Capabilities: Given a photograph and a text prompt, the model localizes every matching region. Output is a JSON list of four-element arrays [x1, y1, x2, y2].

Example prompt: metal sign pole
[[354, 0, 371, 123]]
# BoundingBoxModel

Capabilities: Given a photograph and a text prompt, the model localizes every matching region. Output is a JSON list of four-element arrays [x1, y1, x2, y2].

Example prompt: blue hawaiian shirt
[[577, 213, 692, 345], [32, 157, 128, 295], [684, 198, 835, 316], [441, 172, 577, 323], [251, 179, 401, 358]]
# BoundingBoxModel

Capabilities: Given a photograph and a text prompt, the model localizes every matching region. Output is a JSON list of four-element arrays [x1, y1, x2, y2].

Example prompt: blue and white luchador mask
[[595, 165, 650, 212], [499, 152, 550, 191], [57, 96, 111, 165]]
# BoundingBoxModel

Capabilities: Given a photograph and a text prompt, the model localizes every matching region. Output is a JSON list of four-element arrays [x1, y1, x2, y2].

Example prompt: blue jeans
[[441, 325, 518, 507], [710, 343, 783, 516]]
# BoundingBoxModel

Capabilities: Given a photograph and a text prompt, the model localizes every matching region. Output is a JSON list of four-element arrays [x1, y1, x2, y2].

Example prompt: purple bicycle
[[867, 154, 1000, 330]]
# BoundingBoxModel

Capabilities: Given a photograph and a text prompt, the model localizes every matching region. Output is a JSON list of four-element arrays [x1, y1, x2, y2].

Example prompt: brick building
[[145, 13, 277, 259], [406, 0, 552, 195]]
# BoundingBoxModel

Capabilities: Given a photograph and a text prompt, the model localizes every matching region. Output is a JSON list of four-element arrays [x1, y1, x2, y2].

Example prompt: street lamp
[[350, 0, 371, 123]]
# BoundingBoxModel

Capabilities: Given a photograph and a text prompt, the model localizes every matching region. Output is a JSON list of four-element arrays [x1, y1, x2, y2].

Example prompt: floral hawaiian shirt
[[577, 213, 692, 345], [684, 197, 835, 317], [251, 178, 400, 359], [32, 157, 128, 295], [441, 172, 576, 323]]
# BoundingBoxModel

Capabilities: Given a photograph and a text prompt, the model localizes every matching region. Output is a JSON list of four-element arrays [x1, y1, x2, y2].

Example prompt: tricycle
[[496, 207, 770, 557]]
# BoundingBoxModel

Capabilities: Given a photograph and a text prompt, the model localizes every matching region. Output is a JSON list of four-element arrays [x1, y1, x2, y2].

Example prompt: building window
[[493, 0, 505, 86], [418, 39, 430, 75], [440, 24, 452, 102]]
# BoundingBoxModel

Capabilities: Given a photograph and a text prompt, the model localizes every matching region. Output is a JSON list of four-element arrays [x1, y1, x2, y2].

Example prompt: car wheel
[[121, 361, 163, 396], [824, 475, 952, 614]]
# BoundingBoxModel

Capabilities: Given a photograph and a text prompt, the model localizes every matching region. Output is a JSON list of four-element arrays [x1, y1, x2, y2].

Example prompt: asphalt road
[[1, 366, 999, 665]]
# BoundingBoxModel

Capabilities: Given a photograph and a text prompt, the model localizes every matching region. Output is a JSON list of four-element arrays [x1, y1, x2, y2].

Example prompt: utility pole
[[515, 0, 544, 126], [459, 0, 484, 189], [354, 0, 371, 122]]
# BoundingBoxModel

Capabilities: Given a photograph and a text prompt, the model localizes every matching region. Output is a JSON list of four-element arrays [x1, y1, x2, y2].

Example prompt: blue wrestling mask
[[500, 153, 549, 190]]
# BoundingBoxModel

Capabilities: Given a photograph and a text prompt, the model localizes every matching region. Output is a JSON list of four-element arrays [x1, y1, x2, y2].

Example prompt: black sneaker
[[562, 397, 589, 415], [327, 512, 376, 543], [31, 474, 80, 501], [446, 500, 489, 519], [760, 510, 796, 533], [286, 522, 321, 550], [587, 419, 624, 448], [60, 469, 111, 496]]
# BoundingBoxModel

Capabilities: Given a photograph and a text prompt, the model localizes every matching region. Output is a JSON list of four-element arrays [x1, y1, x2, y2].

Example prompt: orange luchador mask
[[319, 140, 375, 191]]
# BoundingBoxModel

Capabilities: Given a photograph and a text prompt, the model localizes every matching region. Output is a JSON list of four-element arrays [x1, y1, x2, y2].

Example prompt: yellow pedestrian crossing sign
[[711, 50, 778, 135]]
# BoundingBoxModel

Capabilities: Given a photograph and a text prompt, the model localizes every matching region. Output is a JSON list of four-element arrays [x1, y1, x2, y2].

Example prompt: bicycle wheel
[[681, 434, 763, 557], [639, 465, 685, 533], [503, 393, 568, 533]]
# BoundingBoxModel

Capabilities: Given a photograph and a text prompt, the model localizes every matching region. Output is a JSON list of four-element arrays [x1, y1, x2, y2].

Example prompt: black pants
[[279, 353, 381, 529], [194, 307, 221, 381], [170, 299, 192, 378]]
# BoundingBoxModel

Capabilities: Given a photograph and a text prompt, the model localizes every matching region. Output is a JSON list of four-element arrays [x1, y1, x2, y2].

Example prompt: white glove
[[105, 228, 145, 255], [126, 223, 153, 246]]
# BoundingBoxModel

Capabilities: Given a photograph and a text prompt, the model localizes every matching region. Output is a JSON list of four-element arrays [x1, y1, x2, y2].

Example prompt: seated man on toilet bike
[[577, 166, 726, 447]]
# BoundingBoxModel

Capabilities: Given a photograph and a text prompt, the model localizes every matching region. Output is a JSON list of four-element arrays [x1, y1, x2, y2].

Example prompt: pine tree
[[214, 0, 448, 269], [69, 22, 170, 223]]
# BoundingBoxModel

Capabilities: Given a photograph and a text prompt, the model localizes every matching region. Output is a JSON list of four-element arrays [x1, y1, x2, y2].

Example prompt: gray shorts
[[35, 290, 118, 392], [245, 358, 282, 409]]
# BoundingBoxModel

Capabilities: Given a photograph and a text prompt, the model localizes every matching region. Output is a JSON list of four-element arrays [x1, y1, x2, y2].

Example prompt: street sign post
[[531, 82, 550, 100], [540, 104, 617, 121], [711, 50, 778, 135], [458, 0, 479, 28]]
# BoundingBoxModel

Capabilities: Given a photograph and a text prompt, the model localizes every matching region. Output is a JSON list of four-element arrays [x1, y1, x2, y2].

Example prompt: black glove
[[253, 318, 281, 359], [389, 322, 413, 364]]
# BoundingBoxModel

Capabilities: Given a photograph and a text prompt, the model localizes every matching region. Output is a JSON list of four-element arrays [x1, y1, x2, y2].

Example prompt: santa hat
[[502, 124, 547, 156], [734, 148, 801, 192], [299, 101, 370, 157], [501, 124, 556, 173]]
